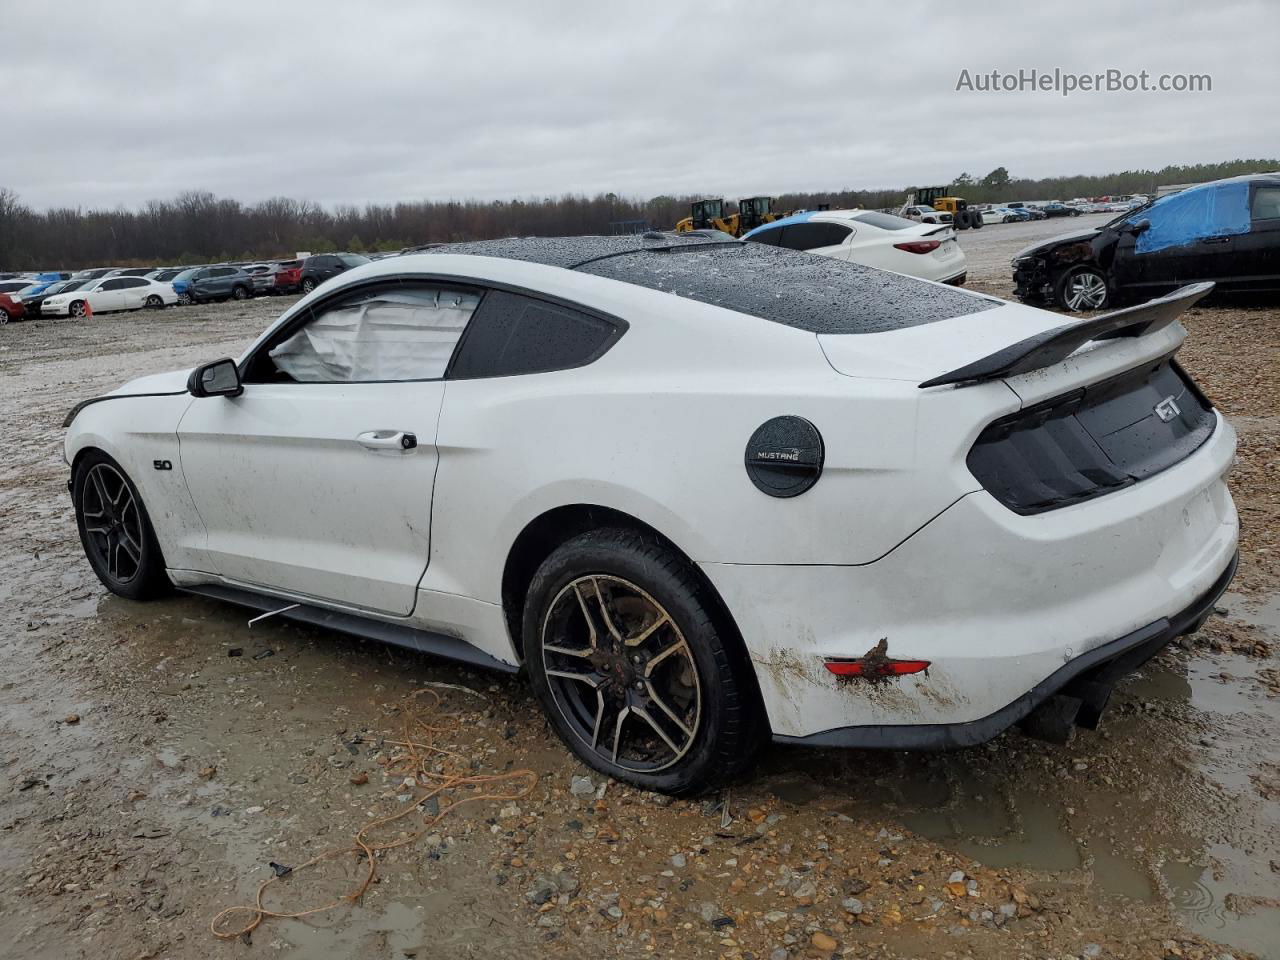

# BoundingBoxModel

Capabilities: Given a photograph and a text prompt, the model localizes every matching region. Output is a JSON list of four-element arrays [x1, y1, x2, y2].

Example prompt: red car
[[272, 259, 305, 294], [0, 292, 25, 324]]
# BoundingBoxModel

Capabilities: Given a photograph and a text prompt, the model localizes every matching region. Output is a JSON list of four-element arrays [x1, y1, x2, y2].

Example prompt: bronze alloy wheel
[[540, 574, 701, 773], [80, 462, 144, 584]]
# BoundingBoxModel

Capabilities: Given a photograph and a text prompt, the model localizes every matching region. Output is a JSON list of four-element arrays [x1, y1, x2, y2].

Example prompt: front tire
[[1056, 265, 1111, 311], [73, 452, 171, 600], [232, 285, 249, 300], [524, 528, 761, 795], [69, 300, 88, 318]]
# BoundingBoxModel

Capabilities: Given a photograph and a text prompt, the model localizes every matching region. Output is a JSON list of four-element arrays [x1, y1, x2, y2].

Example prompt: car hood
[[109, 368, 191, 396], [1014, 227, 1102, 260]]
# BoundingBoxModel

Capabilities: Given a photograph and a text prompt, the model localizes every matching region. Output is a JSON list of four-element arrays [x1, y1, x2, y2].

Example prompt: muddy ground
[[0, 253, 1276, 960]]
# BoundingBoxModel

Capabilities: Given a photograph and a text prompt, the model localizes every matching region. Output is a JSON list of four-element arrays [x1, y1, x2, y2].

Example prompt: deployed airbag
[[270, 288, 479, 382]]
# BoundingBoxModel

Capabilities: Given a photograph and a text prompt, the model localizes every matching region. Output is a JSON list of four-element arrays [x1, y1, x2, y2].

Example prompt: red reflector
[[824, 658, 930, 678], [893, 240, 941, 254]]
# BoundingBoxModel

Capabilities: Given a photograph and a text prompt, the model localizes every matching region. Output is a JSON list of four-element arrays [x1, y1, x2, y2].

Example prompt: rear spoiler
[[918, 282, 1213, 389]]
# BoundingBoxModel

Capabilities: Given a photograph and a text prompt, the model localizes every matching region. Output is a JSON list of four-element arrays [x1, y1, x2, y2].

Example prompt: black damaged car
[[1013, 173, 1280, 311]]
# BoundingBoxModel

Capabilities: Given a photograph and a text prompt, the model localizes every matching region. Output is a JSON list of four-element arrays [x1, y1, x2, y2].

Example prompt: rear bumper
[[775, 549, 1236, 749], [701, 414, 1238, 741]]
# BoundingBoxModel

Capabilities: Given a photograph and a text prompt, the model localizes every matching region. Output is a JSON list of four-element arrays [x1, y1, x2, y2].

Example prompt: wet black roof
[[422, 232, 997, 334]]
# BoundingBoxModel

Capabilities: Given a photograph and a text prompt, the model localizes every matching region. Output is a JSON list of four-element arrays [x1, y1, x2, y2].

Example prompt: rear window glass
[[853, 211, 917, 231], [578, 243, 995, 334], [423, 234, 996, 335]]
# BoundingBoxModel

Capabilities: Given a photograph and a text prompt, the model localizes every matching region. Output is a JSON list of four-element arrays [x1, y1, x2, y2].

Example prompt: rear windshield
[[577, 243, 995, 334], [424, 235, 996, 334], [852, 211, 918, 231]]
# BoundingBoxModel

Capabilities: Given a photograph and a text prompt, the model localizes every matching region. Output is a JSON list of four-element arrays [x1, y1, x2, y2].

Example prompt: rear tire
[[301, 278, 316, 294], [524, 528, 762, 796], [232, 285, 249, 300], [145, 294, 163, 308], [72, 451, 171, 600]]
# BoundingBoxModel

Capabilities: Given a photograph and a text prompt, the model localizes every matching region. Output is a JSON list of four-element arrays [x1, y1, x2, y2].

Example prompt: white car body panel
[[744, 209, 966, 283], [175, 380, 445, 616], [64, 244, 1239, 743]]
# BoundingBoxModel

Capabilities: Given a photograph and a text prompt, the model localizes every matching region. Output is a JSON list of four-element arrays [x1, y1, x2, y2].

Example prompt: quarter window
[[249, 282, 480, 383], [1251, 185, 1280, 221], [447, 291, 623, 379]]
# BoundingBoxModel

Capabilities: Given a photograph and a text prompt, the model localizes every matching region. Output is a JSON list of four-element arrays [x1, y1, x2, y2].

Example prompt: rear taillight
[[893, 240, 941, 255]]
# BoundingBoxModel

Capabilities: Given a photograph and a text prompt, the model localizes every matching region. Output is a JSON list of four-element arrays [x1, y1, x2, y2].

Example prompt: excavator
[[674, 196, 791, 237]]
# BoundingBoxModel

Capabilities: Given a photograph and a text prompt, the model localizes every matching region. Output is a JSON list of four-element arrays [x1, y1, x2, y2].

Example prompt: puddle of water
[[755, 600, 1280, 959]]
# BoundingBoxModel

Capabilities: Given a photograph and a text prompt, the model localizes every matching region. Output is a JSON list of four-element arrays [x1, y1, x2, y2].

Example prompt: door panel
[[176, 382, 445, 615], [88, 282, 125, 312], [1234, 216, 1280, 289]]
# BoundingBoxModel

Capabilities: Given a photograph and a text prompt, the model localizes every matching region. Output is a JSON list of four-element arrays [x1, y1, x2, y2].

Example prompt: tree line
[[1, 158, 1273, 270]]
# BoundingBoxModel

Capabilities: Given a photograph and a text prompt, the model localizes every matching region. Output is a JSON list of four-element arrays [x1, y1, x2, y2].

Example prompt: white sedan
[[742, 209, 968, 284], [42, 276, 178, 317], [63, 233, 1237, 794]]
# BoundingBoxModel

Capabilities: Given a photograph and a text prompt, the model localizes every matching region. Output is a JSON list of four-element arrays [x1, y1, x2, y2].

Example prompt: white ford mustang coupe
[[64, 232, 1238, 794]]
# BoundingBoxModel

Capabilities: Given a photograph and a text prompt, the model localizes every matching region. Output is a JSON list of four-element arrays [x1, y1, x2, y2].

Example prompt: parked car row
[[0, 252, 376, 322]]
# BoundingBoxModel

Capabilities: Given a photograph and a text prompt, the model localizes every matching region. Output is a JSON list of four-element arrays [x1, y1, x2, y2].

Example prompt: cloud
[[4, 0, 1276, 209]]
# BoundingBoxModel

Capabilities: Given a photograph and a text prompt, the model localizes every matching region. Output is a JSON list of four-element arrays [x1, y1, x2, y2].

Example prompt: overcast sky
[[4, 0, 1277, 211]]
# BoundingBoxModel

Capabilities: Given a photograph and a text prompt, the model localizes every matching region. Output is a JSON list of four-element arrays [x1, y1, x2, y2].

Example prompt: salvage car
[[63, 232, 1238, 794], [42, 275, 178, 317], [0, 291, 25, 323], [1014, 173, 1280, 310], [742, 209, 967, 284], [299, 252, 371, 293], [19, 277, 91, 315], [178, 265, 255, 303]]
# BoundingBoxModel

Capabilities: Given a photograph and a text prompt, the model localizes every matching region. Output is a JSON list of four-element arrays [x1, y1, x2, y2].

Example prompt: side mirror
[[188, 358, 243, 398], [1126, 218, 1151, 235]]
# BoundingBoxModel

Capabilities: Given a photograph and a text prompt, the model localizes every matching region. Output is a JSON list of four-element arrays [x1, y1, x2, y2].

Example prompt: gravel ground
[[0, 285, 1276, 960]]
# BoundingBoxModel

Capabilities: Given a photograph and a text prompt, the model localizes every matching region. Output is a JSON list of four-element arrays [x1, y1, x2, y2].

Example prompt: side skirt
[[179, 582, 520, 674]]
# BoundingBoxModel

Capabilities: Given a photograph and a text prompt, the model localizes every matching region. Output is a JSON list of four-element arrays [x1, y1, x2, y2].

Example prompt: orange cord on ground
[[209, 688, 538, 940]]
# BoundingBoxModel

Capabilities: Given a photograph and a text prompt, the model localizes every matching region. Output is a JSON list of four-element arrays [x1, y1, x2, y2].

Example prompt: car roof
[[414, 231, 995, 335]]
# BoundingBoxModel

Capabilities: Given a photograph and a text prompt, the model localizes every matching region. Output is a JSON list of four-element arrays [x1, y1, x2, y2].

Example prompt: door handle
[[357, 430, 417, 451], [1199, 237, 1230, 244]]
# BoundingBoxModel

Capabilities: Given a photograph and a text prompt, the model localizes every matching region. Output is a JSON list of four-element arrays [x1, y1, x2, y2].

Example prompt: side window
[[215, 267, 235, 278], [776, 222, 852, 251], [744, 226, 782, 247], [100, 278, 124, 290], [448, 291, 623, 379], [248, 282, 480, 383], [1251, 185, 1280, 221], [122, 278, 147, 288]]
